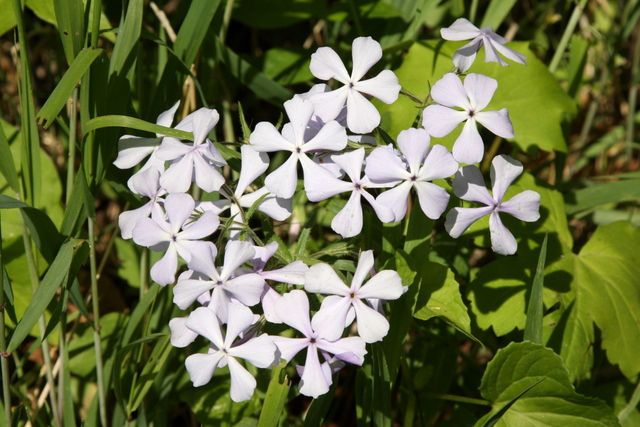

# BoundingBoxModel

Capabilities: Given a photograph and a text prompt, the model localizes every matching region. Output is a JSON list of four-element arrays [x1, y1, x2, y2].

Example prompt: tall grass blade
[[54, 0, 85, 63], [524, 235, 548, 345], [0, 125, 19, 193]]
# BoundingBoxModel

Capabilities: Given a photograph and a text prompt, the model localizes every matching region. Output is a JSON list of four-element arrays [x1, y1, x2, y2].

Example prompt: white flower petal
[[452, 165, 495, 205], [229, 334, 277, 368], [452, 119, 484, 165], [360, 188, 395, 223], [310, 295, 352, 342], [119, 202, 153, 240], [192, 153, 225, 193], [190, 108, 220, 145], [357, 270, 403, 300], [264, 153, 300, 199], [223, 275, 265, 307], [303, 159, 353, 202], [352, 299, 389, 343], [430, 73, 471, 109], [316, 337, 367, 363], [155, 137, 191, 161], [221, 241, 256, 281], [299, 346, 330, 398], [474, 109, 514, 139], [132, 217, 170, 248], [464, 73, 498, 112], [225, 303, 258, 347], [169, 317, 198, 348], [499, 190, 540, 222], [236, 145, 270, 195], [164, 193, 195, 233], [301, 120, 347, 153], [271, 336, 309, 361], [396, 128, 430, 175], [159, 155, 194, 193], [422, 105, 467, 138], [155, 100, 180, 128], [351, 36, 382, 82], [227, 357, 257, 402], [305, 263, 350, 296], [351, 250, 374, 292], [491, 40, 527, 65], [308, 86, 349, 123], [353, 70, 400, 104], [261, 260, 309, 285], [330, 148, 365, 183], [419, 144, 459, 181], [346, 90, 380, 134], [250, 122, 295, 152], [440, 18, 482, 40], [285, 96, 315, 146], [489, 211, 518, 255], [414, 181, 450, 220], [310, 47, 351, 84], [445, 206, 494, 238], [173, 278, 215, 310], [452, 39, 481, 73], [114, 136, 161, 169], [364, 146, 409, 184], [376, 181, 412, 222], [331, 190, 363, 238], [185, 352, 224, 387], [275, 290, 314, 338], [490, 155, 523, 203], [261, 284, 283, 323], [186, 306, 224, 347]]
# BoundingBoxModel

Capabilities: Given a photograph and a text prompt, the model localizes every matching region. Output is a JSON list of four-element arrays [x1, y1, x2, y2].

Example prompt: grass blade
[[480, 377, 547, 427], [173, 0, 221, 65], [37, 48, 103, 128], [6, 239, 79, 354], [303, 378, 338, 427], [53, 0, 85, 63], [524, 234, 548, 345], [0, 124, 19, 193], [257, 361, 291, 427], [83, 115, 193, 140]]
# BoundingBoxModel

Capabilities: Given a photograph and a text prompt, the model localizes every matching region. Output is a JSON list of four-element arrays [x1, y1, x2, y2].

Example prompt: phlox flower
[[272, 290, 367, 398], [173, 240, 265, 323], [305, 250, 403, 343], [156, 108, 227, 193], [184, 304, 277, 402], [113, 100, 180, 173], [422, 73, 514, 165], [441, 18, 527, 72], [445, 154, 541, 255], [131, 193, 219, 286], [118, 168, 166, 239], [200, 145, 292, 233], [249, 95, 347, 199], [304, 147, 394, 238], [365, 128, 458, 221], [309, 36, 401, 134]]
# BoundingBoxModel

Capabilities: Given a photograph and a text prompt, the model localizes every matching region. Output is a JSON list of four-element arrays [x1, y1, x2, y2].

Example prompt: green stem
[[66, 87, 78, 205], [0, 211, 12, 427], [20, 213, 60, 425], [219, 0, 235, 45], [88, 217, 108, 427], [419, 392, 490, 406], [549, 0, 588, 74], [469, 0, 479, 24], [618, 377, 640, 424], [91, 0, 102, 48], [481, 136, 503, 173], [626, 28, 640, 168]]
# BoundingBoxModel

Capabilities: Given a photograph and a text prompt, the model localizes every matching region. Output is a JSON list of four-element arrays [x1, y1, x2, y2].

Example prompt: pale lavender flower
[[156, 108, 227, 193], [114, 101, 179, 172], [272, 290, 367, 398], [441, 18, 527, 72], [365, 128, 458, 221], [249, 95, 347, 199], [184, 304, 277, 402], [173, 240, 265, 322], [118, 168, 166, 239], [445, 155, 541, 255], [422, 73, 514, 165], [305, 250, 403, 343], [305, 147, 394, 238], [309, 36, 400, 134], [131, 193, 219, 286]]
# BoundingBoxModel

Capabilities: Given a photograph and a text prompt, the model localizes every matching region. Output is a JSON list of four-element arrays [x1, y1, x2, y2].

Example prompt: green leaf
[[6, 239, 78, 353], [476, 342, 620, 427], [0, 124, 19, 193], [545, 222, 640, 379], [250, 47, 313, 85], [523, 234, 547, 344], [83, 115, 193, 140], [53, 0, 84, 63], [37, 48, 103, 128], [214, 36, 292, 107], [173, 0, 221, 65], [257, 361, 290, 427], [376, 41, 576, 155], [128, 334, 172, 414], [480, 378, 546, 427], [303, 378, 338, 427], [564, 180, 640, 215], [479, 0, 518, 29]]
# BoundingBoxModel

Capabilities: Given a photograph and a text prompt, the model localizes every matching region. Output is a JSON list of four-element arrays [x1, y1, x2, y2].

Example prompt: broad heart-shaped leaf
[[544, 222, 640, 380], [413, 261, 472, 338], [376, 40, 576, 155], [477, 342, 620, 427]]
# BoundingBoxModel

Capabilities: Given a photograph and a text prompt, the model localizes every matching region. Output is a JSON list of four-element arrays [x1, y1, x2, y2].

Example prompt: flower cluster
[[116, 27, 540, 402]]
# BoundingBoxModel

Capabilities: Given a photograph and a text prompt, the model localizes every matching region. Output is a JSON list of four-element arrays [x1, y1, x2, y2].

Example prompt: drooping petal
[[310, 296, 352, 342], [316, 337, 367, 364], [418, 144, 459, 181], [452, 39, 481, 73], [310, 47, 351, 84], [463, 73, 498, 112], [186, 306, 225, 348], [489, 211, 518, 255], [155, 100, 180, 128], [499, 190, 540, 222], [185, 352, 224, 387], [331, 190, 363, 238], [353, 70, 400, 104], [360, 187, 395, 223], [261, 284, 283, 323], [491, 40, 527, 65], [356, 270, 404, 300], [227, 357, 257, 402], [351, 250, 374, 292], [376, 181, 412, 222], [299, 346, 330, 398], [352, 298, 389, 343], [345, 90, 380, 134], [452, 119, 484, 165], [452, 165, 495, 205], [308, 86, 350, 123], [364, 145, 409, 184], [440, 18, 482, 40], [445, 206, 494, 238], [305, 263, 350, 296], [482, 37, 509, 66], [159, 155, 194, 194], [236, 145, 270, 195], [490, 155, 523, 203], [169, 316, 198, 348], [430, 73, 471, 109], [201, 140, 227, 166], [192, 153, 225, 192], [114, 136, 161, 169], [229, 334, 277, 368], [422, 105, 468, 138], [414, 181, 451, 220], [119, 202, 153, 240], [275, 290, 314, 338], [250, 122, 296, 152], [264, 153, 300, 199], [474, 109, 514, 139], [221, 241, 256, 282]]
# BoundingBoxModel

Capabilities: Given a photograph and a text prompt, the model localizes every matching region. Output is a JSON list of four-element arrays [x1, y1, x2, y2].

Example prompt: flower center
[[410, 175, 418, 181], [468, 110, 475, 118]]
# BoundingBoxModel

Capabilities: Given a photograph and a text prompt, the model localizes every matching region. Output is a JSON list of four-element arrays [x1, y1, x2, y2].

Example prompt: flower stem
[[88, 217, 108, 427], [66, 87, 78, 205], [469, 0, 479, 24], [419, 392, 490, 406], [0, 211, 12, 427], [549, 0, 588, 74], [481, 136, 502, 173]]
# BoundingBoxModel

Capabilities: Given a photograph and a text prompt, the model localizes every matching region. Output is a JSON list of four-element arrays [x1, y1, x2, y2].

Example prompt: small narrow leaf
[[0, 124, 19, 193], [83, 115, 193, 140], [303, 378, 338, 427], [481, 377, 547, 427], [524, 234, 548, 344], [257, 361, 291, 427]]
